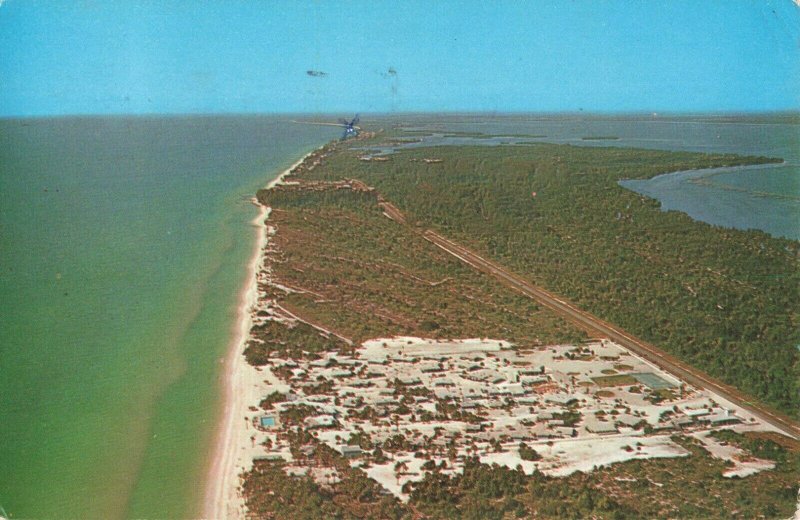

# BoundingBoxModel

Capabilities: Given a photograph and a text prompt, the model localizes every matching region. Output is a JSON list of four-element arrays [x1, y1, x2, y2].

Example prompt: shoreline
[[617, 160, 787, 190], [618, 160, 798, 241], [202, 149, 320, 519]]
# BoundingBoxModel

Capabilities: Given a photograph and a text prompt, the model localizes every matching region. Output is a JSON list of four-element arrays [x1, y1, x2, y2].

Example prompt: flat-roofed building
[[545, 393, 578, 406], [585, 420, 617, 434], [338, 445, 363, 458]]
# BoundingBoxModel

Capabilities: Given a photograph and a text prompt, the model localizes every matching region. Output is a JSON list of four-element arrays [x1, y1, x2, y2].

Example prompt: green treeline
[[303, 142, 799, 416], [243, 431, 800, 519], [244, 321, 341, 365], [405, 434, 799, 519], [257, 187, 585, 345]]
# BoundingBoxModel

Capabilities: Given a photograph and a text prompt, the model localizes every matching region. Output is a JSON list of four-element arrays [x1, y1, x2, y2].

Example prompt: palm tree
[[394, 460, 408, 485]]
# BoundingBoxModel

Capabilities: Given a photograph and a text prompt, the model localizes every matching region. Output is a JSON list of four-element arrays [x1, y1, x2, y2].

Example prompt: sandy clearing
[[691, 431, 775, 479], [361, 337, 509, 359], [479, 435, 689, 477]]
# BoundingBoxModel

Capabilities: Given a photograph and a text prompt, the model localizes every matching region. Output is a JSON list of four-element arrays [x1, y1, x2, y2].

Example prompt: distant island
[[400, 129, 548, 140], [581, 135, 620, 140], [208, 131, 799, 519]]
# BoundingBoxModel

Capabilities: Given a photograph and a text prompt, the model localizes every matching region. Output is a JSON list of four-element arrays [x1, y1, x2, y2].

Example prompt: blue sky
[[1, 1, 798, 116]]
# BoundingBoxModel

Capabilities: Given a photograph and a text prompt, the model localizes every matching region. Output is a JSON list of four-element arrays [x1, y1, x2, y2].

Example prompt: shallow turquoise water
[[0, 116, 335, 519]]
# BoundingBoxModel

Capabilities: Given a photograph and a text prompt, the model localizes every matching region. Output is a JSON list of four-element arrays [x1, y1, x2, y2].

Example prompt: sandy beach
[[203, 151, 316, 519]]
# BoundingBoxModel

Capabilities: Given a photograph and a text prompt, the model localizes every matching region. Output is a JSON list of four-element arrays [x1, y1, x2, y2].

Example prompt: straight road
[[421, 229, 800, 439]]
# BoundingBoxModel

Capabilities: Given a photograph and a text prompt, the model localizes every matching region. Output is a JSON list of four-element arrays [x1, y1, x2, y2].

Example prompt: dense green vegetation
[[518, 442, 542, 461], [243, 459, 408, 519], [405, 435, 800, 519], [243, 431, 800, 519], [244, 320, 342, 365], [710, 429, 798, 471], [301, 141, 799, 416], [258, 187, 585, 345], [258, 391, 286, 410]]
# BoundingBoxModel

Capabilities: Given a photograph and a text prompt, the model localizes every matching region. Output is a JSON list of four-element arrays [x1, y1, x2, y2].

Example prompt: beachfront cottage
[[502, 383, 527, 396], [397, 376, 422, 386], [419, 362, 443, 373], [703, 410, 741, 426], [338, 445, 363, 458], [585, 419, 617, 434], [615, 414, 643, 428], [529, 423, 560, 439], [545, 393, 578, 406], [329, 369, 354, 379], [520, 375, 549, 386], [683, 407, 712, 418]]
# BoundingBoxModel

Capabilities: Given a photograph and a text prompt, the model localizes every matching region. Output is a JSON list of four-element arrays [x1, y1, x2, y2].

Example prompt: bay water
[[391, 114, 799, 240]]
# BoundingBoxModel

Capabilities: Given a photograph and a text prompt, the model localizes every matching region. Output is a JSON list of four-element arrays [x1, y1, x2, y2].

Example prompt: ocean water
[[0, 116, 335, 519]]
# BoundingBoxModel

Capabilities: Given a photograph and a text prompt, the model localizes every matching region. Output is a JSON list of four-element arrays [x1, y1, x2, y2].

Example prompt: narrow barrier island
[[223, 134, 798, 519]]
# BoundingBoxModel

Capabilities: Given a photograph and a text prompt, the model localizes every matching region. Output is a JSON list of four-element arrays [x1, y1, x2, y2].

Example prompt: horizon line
[[2, 109, 799, 121]]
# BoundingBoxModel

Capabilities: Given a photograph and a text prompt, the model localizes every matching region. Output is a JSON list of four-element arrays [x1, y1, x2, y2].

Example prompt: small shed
[[545, 394, 578, 406], [338, 445, 363, 458]]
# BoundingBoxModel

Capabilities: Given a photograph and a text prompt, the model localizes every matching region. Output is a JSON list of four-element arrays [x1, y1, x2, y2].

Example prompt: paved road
[[419, 229, 800, 439]]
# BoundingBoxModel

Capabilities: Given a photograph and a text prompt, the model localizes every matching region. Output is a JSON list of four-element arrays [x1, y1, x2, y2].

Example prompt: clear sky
[[1, 1, 798, 116]]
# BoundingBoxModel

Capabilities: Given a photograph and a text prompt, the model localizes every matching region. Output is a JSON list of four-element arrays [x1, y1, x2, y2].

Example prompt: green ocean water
[[0, 116, 335, 519]]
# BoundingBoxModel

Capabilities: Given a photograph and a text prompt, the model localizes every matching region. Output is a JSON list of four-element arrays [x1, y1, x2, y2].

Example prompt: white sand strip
[[203, 150, 317, 519]]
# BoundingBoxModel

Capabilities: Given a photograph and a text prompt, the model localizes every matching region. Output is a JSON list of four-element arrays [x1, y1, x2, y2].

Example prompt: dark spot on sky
[[307, 70, 328, 77]]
